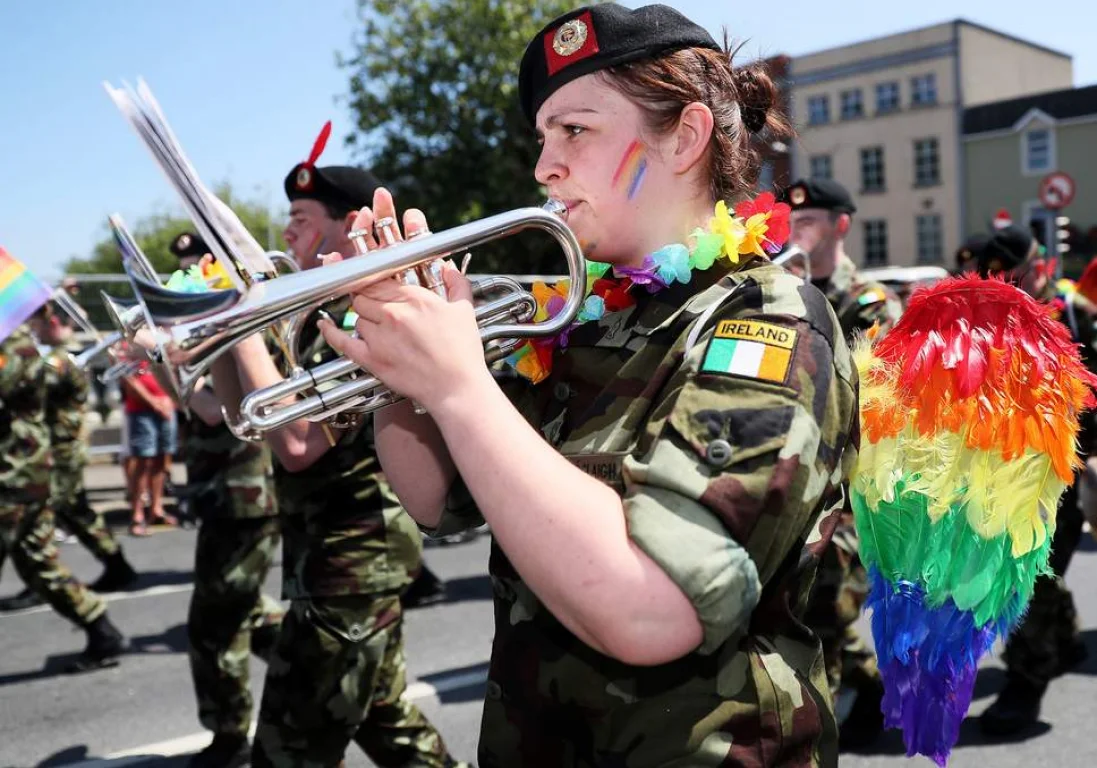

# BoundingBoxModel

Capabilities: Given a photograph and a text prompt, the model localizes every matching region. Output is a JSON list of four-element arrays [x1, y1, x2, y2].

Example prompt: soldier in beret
[[162, 231, 287, 767], [211, 147, 463, 766], [323, 4, 858, 765], [977, 225, 1097, 736]]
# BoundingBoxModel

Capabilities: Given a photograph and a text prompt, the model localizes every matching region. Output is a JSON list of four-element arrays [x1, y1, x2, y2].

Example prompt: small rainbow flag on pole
[[0, 247, 53, 343]]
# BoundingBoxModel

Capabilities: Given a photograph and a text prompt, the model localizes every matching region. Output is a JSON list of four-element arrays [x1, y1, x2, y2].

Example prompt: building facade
[[964, 84, 1097, 277], [789, 20, 1072, 268]]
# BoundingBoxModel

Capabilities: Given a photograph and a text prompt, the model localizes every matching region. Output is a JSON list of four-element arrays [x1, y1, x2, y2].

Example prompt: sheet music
[[104, 78, 277, 294]]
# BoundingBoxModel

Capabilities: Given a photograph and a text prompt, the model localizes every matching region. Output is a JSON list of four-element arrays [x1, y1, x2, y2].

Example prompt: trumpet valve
[[415, 260, 448, 298]]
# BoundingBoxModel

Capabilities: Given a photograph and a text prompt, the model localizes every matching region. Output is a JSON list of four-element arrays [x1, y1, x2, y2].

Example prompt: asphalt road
[[1, 462, 1096, 767]]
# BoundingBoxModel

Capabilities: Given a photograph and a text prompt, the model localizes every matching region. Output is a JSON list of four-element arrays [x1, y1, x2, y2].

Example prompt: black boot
[[66, 614, 128, 673], [839, 677, 885, 750], [979, 676, 1046, 736], [189, 733, 250, 768], [89, 552, 139, 593], [401, 566, 447, 609], [0, 587, 45, 611]]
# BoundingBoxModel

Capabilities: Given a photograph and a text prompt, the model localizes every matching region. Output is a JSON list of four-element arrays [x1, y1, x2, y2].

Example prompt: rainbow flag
[[0, 247, 53, 343]]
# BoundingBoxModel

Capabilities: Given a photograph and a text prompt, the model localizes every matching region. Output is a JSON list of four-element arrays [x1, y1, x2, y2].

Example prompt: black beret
[[955, 232, 990, 268], [283, 164, 383, 215], [778, 178, 857, 214], [518, 4, 720, 126], [169, 232, 209, 261], [978, 225, 1037, 275]]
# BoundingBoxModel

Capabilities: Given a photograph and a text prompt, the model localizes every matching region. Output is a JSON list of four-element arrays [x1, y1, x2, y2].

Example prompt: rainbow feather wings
[[852, 275, 1097, 765]]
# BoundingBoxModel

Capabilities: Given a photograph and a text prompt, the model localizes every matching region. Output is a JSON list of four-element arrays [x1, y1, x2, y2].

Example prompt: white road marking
[[61, 666, 488, 765], [0, 583, 195, 621]]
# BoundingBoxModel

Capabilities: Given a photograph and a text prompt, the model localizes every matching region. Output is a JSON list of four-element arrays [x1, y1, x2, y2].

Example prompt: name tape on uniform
[[701, 319, 797, 384]]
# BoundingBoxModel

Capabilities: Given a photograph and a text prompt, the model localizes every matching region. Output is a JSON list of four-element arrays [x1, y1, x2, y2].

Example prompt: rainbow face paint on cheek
[[612, 140, 648, 200]]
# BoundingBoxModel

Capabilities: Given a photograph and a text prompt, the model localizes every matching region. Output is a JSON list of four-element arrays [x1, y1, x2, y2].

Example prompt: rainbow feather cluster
[[852, 275, 1097, 765]]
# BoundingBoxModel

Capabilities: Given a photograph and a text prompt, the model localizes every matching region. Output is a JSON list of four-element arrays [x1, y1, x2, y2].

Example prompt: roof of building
[[964, 83, 1097, 135], [794, 18, 1069, 69]]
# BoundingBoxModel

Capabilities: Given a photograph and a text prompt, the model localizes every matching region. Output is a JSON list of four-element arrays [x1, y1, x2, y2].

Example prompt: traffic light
[[1056, 215, 1071, 254]]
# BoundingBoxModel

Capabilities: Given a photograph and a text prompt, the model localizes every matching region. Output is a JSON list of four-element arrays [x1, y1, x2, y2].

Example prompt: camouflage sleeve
[[47, 355, 90, 507], [0, 328, 39, 399], [624, 310, 854, 654]]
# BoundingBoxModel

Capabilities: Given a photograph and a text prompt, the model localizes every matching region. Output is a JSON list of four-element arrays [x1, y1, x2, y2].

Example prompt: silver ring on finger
[[347, 229, 374, 255], [374, 216, 399, 246]]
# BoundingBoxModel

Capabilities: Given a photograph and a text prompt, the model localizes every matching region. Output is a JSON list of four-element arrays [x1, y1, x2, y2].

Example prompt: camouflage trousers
[[1003, 481, 1085, 688], [804, 518, 879, 699], [188, 516, 284, 737], [252, 594, 460, 768], [56, 489, 120, 562], [0, 503, 105, 626]]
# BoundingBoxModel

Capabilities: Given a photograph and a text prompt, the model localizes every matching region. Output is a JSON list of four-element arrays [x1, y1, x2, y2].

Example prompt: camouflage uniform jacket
[[42, 346, 89, 508], [438, 262, 860, 766], [0, 325, 51, 513], [183, 389, 278, 520], [273, 307, 422, 600], [813, 255, 902, 339]]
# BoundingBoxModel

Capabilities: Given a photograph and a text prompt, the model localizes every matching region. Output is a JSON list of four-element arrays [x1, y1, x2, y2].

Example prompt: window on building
[[809, 154, 832, 180], [911, 74, 937, 107], [876, 82, 900, 114], [914, 138, 940, 186], [1024, 128, 1053, 174], [860, 146, 885, 192], [864, 220, 889, 266], [916, 214, 943, 264], [807, 95, 830, 126], [840, 89, 864, 120]]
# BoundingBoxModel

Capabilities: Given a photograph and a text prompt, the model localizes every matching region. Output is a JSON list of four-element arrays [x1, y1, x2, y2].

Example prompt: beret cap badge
[[296, 167, 312, 190], [790, 187, 806, 206], [177, 234, 191, 249], [553, 19, 588, 57]]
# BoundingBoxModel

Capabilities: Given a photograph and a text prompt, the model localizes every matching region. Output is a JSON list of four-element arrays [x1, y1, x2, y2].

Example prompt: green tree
[[341, 0, 595, 274]]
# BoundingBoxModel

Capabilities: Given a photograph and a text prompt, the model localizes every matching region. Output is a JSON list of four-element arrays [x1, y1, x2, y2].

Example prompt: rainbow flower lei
[[506, 193, 791, 383], [164, 258, 234, 293]]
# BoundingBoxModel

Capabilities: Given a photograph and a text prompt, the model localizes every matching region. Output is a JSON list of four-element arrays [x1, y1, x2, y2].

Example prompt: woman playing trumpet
[[321, 4, 858, 765]]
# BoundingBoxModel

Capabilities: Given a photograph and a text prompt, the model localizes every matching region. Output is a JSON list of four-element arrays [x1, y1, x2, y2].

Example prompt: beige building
[[789, 20, 1072, 268], [964, 84, 1097, 277]]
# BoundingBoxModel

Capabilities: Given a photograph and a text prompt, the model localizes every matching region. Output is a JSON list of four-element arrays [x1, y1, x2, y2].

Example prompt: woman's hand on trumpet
[[317, 188, 492, 414]]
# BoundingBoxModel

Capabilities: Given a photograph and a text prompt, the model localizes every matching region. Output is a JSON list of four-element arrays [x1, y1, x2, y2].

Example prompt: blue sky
[[1, 0, 1091, 280]]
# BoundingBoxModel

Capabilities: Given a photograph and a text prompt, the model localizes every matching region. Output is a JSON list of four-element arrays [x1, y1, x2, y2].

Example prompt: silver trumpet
[[50, 286, 139, 381], [772, 244, 810, 280], [121, 202, 585, 437]]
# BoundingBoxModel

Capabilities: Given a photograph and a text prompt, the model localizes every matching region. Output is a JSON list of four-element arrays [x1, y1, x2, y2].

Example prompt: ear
[[670, 102, 714, 175], [343, 210, 358, 234], [835, 213, 852, 236]]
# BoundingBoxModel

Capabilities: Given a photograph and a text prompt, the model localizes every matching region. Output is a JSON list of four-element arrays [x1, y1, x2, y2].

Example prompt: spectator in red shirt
[[120, 363, 178, 536]]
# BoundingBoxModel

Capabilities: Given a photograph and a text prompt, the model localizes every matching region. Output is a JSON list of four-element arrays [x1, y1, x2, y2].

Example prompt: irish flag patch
[[701, 319, 797, 384]]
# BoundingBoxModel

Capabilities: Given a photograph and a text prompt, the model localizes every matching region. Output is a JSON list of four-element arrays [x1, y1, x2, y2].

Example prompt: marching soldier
[[166, 232, 286, 768], [978, 225, 1096, 735], [0, 300, 139, 613], [780, 177, 901, 747], [210, 161, 464, 766], [0, 322, 127, 671]]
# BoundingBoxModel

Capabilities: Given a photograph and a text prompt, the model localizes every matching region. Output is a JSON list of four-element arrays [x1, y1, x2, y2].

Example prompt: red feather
[[306, 121, 332, 166]]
